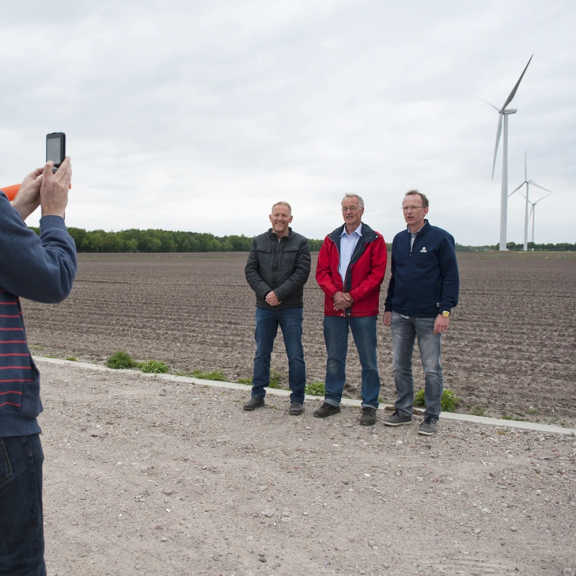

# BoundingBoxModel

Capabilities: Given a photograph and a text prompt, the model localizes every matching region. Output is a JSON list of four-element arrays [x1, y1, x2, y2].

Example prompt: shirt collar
[[341, 223, 363, 238]]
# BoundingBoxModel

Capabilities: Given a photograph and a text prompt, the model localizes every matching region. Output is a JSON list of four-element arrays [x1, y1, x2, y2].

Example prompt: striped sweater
[[0, 190, 76, 437]]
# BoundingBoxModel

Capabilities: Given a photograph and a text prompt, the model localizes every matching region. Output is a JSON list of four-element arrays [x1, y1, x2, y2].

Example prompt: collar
[[407, 219, 428, 235], [341, 223, 363, 238]]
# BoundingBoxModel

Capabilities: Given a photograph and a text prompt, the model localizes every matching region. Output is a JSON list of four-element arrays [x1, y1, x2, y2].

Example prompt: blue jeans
[[323, 315, 381, 409], [252, 307, 306, 403], [0, 434, 45, 576], [391, 312, 443, 420]]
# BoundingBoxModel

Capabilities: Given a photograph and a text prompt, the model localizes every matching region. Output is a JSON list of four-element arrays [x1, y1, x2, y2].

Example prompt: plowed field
[[22, 251, 576, 424]]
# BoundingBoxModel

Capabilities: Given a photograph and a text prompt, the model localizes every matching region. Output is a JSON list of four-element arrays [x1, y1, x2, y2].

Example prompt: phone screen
[[46, 133, 66, 171]]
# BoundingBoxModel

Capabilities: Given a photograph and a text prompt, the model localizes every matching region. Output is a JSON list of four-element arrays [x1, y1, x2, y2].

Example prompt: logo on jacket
[[420, 247, 427, 253]]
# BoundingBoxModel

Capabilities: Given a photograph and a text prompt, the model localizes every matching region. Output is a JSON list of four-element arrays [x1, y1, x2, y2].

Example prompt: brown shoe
[[313, 402, 341, 418]]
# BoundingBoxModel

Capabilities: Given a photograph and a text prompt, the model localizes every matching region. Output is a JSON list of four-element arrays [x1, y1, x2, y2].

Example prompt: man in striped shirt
[[0, 158, 76, 575]]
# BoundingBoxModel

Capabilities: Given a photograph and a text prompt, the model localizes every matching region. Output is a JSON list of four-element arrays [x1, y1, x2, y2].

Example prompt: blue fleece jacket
[[0, 191, 77, 437], [384, 220, 459, 318]]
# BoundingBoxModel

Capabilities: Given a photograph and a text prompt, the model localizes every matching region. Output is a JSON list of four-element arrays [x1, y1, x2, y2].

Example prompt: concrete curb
[[35, 356, 576, 436]]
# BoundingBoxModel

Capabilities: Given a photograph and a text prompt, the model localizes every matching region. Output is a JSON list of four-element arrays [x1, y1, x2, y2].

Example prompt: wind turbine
[[528, 193, 552, 245], [484, 55, 533, 251], [518, 190, 552, 246], [509, 149, 552, 251]]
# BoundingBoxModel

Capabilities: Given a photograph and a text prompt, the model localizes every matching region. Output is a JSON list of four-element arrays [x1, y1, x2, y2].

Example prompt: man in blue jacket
[[383, 190, 459, 435], [0, 158, 76, 575]]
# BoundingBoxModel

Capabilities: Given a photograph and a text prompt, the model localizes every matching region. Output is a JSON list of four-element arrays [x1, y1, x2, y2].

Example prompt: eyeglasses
[[402, 205, 424, 211], [342, 206, 359, 213]]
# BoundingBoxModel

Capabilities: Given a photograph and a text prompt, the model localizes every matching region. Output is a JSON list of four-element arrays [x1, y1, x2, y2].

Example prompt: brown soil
[[22, 251, 576, 426]]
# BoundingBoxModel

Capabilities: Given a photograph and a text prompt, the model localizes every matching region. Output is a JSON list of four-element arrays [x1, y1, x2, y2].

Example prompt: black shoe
[[243, 397, 265, 411], [313, 402, 341, 418], [360, 407, 377, 426], [289, 402, 304, 416], [383, 410, 413, 426]]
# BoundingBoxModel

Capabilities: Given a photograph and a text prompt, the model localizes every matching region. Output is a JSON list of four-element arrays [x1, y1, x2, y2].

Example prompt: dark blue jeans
[[252, 307, 306, 403], [0, 434, 45, 576], [391, 312, 443, 420], [323, 315, 381, 409]]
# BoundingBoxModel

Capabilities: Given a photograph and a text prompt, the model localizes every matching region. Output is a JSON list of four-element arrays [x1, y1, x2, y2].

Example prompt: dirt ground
[[22, 251, 576, 426], [39, 359, 575, 576]]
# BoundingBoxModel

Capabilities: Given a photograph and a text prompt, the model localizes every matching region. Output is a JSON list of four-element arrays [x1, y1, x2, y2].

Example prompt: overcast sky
[[1, 0, 574, 245]]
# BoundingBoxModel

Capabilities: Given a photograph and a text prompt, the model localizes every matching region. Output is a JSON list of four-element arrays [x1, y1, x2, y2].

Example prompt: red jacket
[[316, 223, 387, 317]]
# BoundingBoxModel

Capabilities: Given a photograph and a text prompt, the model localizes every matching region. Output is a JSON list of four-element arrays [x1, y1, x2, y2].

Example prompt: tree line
[[27, 227, 574, 253], [456, 242, 576, 252], [28, 227, 325, 253]]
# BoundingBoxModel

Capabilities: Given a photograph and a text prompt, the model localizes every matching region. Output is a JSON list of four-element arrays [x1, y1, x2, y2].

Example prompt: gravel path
[[37, 359, 576, 576]]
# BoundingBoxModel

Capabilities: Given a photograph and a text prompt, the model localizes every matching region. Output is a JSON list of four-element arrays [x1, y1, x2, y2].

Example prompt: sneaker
[[383, 410, 413, 427], [313, 402, 341, 418], [360, 407, 377, 426], [418, 418, 438, 436], [289, 402, 304, 416], [243, 397, 265, 411]]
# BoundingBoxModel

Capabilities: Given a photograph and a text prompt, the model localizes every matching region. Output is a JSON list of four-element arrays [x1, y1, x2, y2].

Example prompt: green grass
[[413, 388, 459, 412], [65, 356, 77, 362], [106, 350, 139, 369], [140, 360, 169, 374], [237, 377, 252, 385], [470, 406, 486, 417], [305, 380, 325, 397], [190, 369, 227, 381]]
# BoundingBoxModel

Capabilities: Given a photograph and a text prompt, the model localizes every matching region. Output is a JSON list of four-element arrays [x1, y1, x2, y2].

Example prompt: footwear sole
[[289, 409, 304, 416], [360, 419, 376, 426], [383, 420, 413, 427], [418, 429, 436, 436], [313, 408, 341, 418]]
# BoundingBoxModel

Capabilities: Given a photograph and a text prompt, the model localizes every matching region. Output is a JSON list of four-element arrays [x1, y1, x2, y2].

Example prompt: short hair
[[271, 201, 292, 214], [341, 193, 364, 209], [404, 190, 429, 208]]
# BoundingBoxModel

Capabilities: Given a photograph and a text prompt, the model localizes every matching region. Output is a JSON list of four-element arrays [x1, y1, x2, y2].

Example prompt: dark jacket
[[384, 220, 459, 318], [245, 228, 311, 310], [316, 223, 387, 317], [0, 191, 77, 437]]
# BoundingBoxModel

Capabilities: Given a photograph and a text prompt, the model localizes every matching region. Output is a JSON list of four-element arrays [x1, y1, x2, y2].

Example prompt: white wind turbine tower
[[485, 55, 533, 251], [509, 149, 552, 251]]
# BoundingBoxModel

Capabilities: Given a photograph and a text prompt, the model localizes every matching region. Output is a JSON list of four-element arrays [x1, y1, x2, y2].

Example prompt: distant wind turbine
[[484, 55, 533, 251], [509, 149, 552, 251], [519, 190, 552, 245]]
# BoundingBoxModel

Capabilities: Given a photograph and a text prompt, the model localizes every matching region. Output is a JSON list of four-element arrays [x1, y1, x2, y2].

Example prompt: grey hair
[[271, 201, 292, 214], [341, 193, 364, 209]]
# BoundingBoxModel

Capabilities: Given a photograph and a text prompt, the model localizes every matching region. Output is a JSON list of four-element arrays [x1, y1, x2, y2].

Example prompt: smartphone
[[46, 132, 66, 173]]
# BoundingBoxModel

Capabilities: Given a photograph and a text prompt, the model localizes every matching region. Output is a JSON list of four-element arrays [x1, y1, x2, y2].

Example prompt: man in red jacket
[[314, 194, 387, 425]]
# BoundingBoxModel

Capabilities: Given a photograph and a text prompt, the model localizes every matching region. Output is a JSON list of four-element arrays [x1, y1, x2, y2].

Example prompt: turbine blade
[[530, 182, 552, 193], [533, 193, 552, 204], [477, 97, 500, 112], [509, 182, 526, 197], [501, 55, 533, 110], [491, 114, 503, 179]]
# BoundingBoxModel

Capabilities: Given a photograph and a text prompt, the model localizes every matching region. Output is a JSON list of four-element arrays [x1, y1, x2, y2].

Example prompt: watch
[[441, 311, 450, 318]]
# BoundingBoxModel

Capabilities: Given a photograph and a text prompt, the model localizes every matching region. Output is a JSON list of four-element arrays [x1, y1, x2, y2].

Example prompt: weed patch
[[106, 351, 139, 369], [140, 360, 169, 374], [305, 380, 325, 397], [413, 388, 459, 412]]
